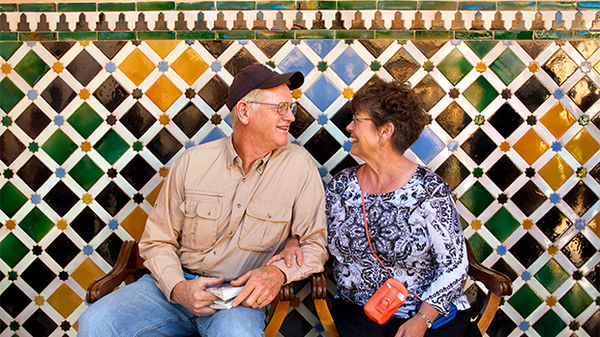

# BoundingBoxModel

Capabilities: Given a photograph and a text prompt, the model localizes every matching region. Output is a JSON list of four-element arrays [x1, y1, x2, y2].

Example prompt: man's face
[[247, 84, 295, 151]]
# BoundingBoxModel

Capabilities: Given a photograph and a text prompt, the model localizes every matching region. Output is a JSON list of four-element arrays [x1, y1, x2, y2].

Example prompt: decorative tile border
[[0, 1, 599, 40]]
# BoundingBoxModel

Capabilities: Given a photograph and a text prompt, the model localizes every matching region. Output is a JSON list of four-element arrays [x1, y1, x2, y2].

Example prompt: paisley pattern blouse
[[326, 166, 470, 318]]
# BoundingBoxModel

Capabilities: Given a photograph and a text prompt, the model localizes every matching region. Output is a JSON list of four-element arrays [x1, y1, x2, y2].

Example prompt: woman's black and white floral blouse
[[326, 166, 470, 318]]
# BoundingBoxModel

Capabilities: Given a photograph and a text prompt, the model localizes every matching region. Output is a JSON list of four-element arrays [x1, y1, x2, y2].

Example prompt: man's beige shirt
[[139, 136, 328, 300]]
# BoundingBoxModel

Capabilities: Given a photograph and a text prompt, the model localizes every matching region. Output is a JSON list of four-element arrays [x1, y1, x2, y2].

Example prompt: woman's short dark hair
[[350, 79, 432, 154]]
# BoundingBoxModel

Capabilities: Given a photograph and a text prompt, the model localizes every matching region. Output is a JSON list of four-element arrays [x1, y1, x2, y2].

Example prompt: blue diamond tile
[[409, 127, 445, 164], [278, 48, 314, 77], [305, 75, 340, 111], [330, 48, 367, 85], [305, 40, 339, 59], [201, 127, 225, 144]]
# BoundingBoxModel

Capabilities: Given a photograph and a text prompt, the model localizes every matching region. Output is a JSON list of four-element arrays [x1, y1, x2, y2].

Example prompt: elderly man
[[79, 64, 328, 336]]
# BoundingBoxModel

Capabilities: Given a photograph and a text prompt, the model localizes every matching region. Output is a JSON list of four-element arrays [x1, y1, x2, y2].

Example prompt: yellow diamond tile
[[538, 155, 574, 190], [588, 213, 600, 238], [146, 40, 180, 59], [119, 48, 155, 86], [540, 103, 576, 139], [146, 75, 182, 112], [47, 284, 82, 318], [513, 129, 550, 165], [565, 128, 600, 164], [121, 206, 148, 241], [146, 181, 164, 206], [71, 258, 104, 290], [171, 47, 209, 85]]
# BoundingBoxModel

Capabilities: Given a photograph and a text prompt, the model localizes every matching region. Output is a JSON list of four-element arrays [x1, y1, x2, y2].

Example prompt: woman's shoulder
[[326, 166, 359, 193], [415, 166, 451, 196]]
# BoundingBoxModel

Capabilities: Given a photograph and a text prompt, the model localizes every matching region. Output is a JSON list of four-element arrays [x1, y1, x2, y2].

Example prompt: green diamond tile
[[533, 310, 566, 337], [14, 51, 49, 87], [559, 283, 593, 317], [0, 233, 28, 268], [69, 155, 104, 191], [485, 207, 519, 242], [437, 48, 473, 85], [463, 76, 498, 112], [0, 42, 21, 60], [460, 181, 494, 216], [468, 233, 493, 261], [508, 284, 543, 318], [42, 129, 78, 165], [0, 182, 28, 217], [535, 259, 570, 293], [94, 129, 129, 165], [490, 49, 525, 85], [19, 207, 54, 242], [465, 41, 498, 59], [0, 77, 24, 113], [67, 103, 103, 139]]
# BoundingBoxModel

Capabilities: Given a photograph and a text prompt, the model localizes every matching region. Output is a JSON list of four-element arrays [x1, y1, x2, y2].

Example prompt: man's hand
[[230, 265, 286, 309], [394, 316, 428, 337], [171, 276, 225, 316]]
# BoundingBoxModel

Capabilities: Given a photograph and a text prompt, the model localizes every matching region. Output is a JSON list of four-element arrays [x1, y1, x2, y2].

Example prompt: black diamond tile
[[0, 284, 30, 318], [93, 41, 127, 59], [583, 309, 599, 337], [435, 155, 470, 190], [517, 41, 551, 59], [304, 128, 341, 165], [562, 233, 596, 268], [360, 40, 393, 58], [21, 259, 55, 293], [413, 74, 446, 111], [436, 101, 471, 138], [592, 112, 600, 130], [412, 40, 446, 59], [120, 102, 155, 138], [41, 42, 75, 59], [290, 104, 316, 138], [330, 155, 359, 177], [23, 309, 57, 336], [563, 181, 598, 216], [487, 155, 521, 191], [66, 49, 101, 86], [329, 102, 351, 138], [586, 265, 598, 291], [17, 156, 52, 191], [253, 40, 287, 59], [15, 104, 51, 139], [491, 258, 518, 282], [223, 48, 259, 77], [279, 308, 313, 337], [97, 233, 123, 266], [460, 129, 496, 165], [120, 155, 156, 190], [514, 76, 550, 113], [509, 233, 544, 267], [591, 161, 600, 185], [0, 319, 5, 333], [465, 283, 486, 318], [96, 181, 130, 216], [172, 102, 209, 138], [568, 76, 600, 113], [487, 308, 517, 337], [197, 76, 229, 112], [200, 41, 233, 59], [43, 181, 78, 216], [71, 207, 105, 242], [511, 181, 546, 216], [147, 129, 182, 164], [0, 130, 25, 165], [41, 77, 76, 113], [93, 76, 129, 112], [384, 47, 421, 82], [488, 103, 524, 138], [46, 233, 79, 268], [538, 207, 572, 242]]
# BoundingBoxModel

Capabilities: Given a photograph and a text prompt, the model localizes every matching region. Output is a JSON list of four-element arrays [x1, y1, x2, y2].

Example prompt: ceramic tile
[[0, 284, 30, 318], [71, 207, 105, 242], [70, 155, 104, 191], [21, 259, 56, 293], [147, 129, 182, 164], [97, 232, 125, 265], [17, 156, 52, 191], [15, 104, 50, 139], [45, 232, 80, 268], [0, 78, 25, 114], [490, 48, 525, 86], [44, 181, 79, 216], [565, 128, 599, 164], [534, 258, 569, 293], [561, 232, 596, 267], [459, 181, 494, 217], [487, 155, 521, 191], [47, 284, 82, 318], [197, 75, 229, 111], [121, 155, 157, 190], [146, 75, 182, 112], [411, 127, 445, 164], [67, 49, 102, 86], [538, 155, 573, 190], [68, 103, 104, 139], [42, 129, 78, 165], [0, 182, 28, 218], [507, 284, 543, 318], [171, 47, 209, 85], [511, 180, 546, 216], [71, 258, 104, 290], [137, 31, 176, 40], [146, 42, 181, 59], [567, 76, 600, 113], [121, 206, 149, 241], [119, 48, 156, 86], [533, 310, 566, 336], [137, 1, 175, 11], [18, 3, 56, 12], [467, 233, 493, 261], [563, 180, 598, 216], [463, 76, 498, 112], [513, 129, 550, 165], [94, 129, 129, 164], [97, 2, 136, 11], [435, 155, 470, 190], [539, 103, 575, 139], [559, 283, 593, 317], [96, 182, 131, 216], [41, 77, 77, 113], [329, 47, 367, 85], [384, 47, 421, 82], [437, 48, 472, 85], [485, 207, 520, 242], [570, 40, 600, 59], [14, 50, 49, 87], [413, 74, 445, 111], [93, 76, 130, 112], [0, 4, 17, 12]]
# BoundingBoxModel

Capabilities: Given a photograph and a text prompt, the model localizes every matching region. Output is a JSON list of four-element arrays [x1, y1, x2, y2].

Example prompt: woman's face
[[346, 110, 379, 159]]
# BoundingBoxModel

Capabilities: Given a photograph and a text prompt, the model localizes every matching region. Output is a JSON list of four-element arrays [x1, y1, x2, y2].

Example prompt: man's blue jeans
[[78, 273, 266, 337]]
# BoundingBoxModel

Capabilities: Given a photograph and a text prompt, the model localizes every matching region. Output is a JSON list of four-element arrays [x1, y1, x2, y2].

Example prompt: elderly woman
[[270, 80, 474, 337]]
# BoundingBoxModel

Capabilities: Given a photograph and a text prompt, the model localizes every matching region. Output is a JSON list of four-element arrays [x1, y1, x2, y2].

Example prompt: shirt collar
[[226, 136, 274, 175]]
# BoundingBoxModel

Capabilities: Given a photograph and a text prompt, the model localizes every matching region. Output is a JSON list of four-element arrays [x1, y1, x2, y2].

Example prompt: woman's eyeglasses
[[245, 101, 298, 115], [351, 115, 372, 123]]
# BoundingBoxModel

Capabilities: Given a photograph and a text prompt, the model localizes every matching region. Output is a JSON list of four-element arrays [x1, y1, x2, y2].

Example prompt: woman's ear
[[236, 101, 251, 125], [379, 122, 394, 144]]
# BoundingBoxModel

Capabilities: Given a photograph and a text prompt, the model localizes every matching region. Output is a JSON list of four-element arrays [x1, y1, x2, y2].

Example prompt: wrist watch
[[417, 312, 432, 329]]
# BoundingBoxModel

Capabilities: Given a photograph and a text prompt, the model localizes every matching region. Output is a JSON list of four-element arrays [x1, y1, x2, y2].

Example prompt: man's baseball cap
[[226, 64, 304, 110]]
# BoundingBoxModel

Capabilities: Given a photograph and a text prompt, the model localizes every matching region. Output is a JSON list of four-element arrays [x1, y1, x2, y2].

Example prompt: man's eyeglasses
[[352, 115, 372, 123], [245, 101, 298, 115]]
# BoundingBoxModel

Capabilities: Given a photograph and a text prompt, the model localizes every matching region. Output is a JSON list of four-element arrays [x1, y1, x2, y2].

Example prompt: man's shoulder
[[181, 137, 229, 157], [274, 143, 314, 163]]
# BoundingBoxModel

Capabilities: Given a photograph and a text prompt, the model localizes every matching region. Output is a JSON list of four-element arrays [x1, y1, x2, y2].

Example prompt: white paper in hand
[[206, 285, 243, 310]]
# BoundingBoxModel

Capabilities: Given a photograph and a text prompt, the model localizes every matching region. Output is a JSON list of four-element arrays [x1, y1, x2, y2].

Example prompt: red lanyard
[[359, 165, 388, 271]]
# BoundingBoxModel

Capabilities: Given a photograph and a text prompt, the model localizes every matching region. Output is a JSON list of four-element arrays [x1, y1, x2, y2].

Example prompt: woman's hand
[[266, 236, 303, 267], [394, 316, 427, 337]]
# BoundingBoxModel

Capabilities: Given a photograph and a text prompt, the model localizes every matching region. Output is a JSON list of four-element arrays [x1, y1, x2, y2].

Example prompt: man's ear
[[236, 101, 251, 125]]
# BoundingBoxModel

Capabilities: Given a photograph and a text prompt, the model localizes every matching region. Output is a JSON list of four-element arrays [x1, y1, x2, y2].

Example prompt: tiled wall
[[0, 2, 599, 337]]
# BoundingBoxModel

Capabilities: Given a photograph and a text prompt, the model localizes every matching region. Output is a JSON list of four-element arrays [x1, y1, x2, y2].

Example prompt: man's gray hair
[[230, 88, 264, 127]]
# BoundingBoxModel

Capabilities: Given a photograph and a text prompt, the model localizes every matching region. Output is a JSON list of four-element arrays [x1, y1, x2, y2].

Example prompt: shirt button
[[242, 178, 246, 182], [237, 203, 241, 208]]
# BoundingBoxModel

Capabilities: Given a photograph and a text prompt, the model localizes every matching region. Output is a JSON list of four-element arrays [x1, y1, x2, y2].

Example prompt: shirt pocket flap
[[181, 201, 220, 219], [246, 202, 291, 223]]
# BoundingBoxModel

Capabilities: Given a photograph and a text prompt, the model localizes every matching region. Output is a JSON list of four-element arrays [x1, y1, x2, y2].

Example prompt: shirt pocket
[[239, 201, 291, 252], [180, 193, 222, 252]]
